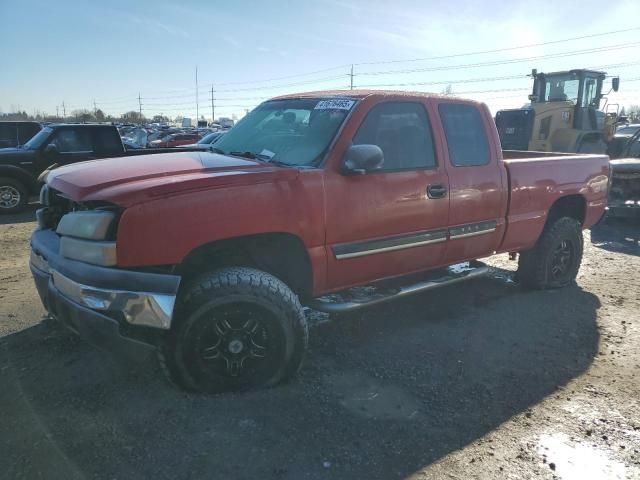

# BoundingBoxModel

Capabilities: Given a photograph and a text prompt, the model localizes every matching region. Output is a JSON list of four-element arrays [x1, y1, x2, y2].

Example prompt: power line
[[87, 26, 640, 105], [95, 26, 640, 100], [354, 26, 640, 66], [355, 42, 640, 77], [96, 45, 640, 106]]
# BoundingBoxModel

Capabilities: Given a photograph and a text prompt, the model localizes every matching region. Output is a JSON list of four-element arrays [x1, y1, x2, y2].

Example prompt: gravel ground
[[1, 207, 639, 480]]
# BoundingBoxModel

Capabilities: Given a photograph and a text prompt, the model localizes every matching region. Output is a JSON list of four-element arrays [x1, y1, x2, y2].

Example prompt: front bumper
[[606, 203, 640, 218], [30, 229, 181, 359]]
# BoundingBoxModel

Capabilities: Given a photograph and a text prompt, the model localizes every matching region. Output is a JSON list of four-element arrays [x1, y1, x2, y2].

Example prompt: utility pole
[[93, 99, 97, 119], [350, 64, 354, 90], [211, 85, 215, 124], [56, 106, 59, 119], [138, 92, 142, 124], [195, 66, 199, 124], [62, 101, 66, 119]]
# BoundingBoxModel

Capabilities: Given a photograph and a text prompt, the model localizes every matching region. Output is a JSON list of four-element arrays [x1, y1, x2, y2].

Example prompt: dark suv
[[0, 124, 125, 213], [0, 121, 42, 149]]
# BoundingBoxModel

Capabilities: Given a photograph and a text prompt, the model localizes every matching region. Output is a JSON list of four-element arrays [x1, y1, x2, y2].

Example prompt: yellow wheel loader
[[496, 69, 620, 154]]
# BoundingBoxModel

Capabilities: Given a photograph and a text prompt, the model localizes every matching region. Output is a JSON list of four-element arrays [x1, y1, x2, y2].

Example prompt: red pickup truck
[[30, 91, 609, 393]]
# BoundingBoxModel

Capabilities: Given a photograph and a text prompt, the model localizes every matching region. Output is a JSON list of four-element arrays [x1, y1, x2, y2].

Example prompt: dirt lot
[[1, 207, 639, 480]]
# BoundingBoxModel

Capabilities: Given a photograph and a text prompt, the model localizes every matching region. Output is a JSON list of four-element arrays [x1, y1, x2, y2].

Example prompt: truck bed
[[499, 150, 609, 253], [502, 149, 582, 160]]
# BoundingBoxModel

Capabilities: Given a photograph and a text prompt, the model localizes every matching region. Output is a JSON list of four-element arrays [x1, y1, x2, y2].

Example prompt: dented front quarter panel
[[115, 168, 327, 283]]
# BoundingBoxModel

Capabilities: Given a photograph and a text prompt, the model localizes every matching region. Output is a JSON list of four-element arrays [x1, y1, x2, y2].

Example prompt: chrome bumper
[[30, 249, 177, 330]]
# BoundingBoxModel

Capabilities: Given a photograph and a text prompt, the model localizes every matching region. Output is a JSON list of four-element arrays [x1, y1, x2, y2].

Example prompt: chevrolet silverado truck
[[0, 123, 204, 213], [29, 91, 609, 393]]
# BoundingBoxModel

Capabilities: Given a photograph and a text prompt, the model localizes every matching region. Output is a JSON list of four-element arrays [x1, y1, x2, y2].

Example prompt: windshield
[[213, 97, 356, 166], [199, 132, 223, 144], [616, 125, 640, 135], [542, 73, 580, 103], [22, 127, 52, 149]]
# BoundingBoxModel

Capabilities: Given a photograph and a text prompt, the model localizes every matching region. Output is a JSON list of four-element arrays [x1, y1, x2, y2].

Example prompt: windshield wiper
[[229, 150, 263, 159], [228, 151, 293, 168]]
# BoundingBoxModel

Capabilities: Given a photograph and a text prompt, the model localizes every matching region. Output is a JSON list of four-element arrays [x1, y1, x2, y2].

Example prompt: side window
[[628, 136, 640, 158], [50, 128, 93, 152], [439, 104, 490, 167], [582, 77, 599, 108], [95, 128, 123, 154], [353, 102, 437, 171], [0, 124, 17, 147]]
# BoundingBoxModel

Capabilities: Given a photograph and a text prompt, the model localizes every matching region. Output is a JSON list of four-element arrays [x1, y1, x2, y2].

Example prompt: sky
[[1, 0, 640, 121]]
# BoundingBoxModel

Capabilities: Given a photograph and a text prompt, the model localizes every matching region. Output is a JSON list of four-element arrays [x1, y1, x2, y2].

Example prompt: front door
[[324, 100, 450, 291]]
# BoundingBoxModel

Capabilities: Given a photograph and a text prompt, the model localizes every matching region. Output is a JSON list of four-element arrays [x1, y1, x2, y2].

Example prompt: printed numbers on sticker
[[315, 99, 355, 110]]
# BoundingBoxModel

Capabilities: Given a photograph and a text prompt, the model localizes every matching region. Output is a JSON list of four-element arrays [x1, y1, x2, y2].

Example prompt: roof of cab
[[271, 89, 485, 106]]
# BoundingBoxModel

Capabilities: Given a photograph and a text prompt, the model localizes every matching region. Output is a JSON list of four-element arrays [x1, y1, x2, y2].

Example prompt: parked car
[[149, 133, 201, 148], [0, 121, 42, 148], [183, 131, 226, 149], [30, 91, 608, 393], [608, 123, 640, 159], [0, 124, 196, 213], [608, 128, 640, 217]]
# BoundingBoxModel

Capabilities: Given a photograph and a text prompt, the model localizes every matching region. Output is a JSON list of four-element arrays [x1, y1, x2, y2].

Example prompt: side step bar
[[308, 263, 488, 313]]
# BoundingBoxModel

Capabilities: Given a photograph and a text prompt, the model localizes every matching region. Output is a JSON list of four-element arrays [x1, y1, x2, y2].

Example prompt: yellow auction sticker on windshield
[[314, 99, 355, 110]]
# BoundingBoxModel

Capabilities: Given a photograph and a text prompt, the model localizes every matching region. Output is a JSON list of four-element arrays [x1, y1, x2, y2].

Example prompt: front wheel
[[158, 267, 308, 393], [517, 217, 583, 289], [0, 177, 28, 214]]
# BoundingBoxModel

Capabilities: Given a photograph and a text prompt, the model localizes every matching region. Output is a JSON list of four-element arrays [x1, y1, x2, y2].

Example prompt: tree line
[[0, 110, 173, 124]]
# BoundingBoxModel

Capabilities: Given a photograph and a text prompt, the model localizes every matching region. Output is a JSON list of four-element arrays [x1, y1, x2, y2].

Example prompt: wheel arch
[[175, 232, 314, 299], [0, 166, 38, 193], [546, 194, 587, 227]]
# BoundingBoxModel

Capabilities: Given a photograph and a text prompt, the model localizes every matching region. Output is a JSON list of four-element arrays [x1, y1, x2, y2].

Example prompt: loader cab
[[530, 69, 606, 132], [496, 68, 620, 153]]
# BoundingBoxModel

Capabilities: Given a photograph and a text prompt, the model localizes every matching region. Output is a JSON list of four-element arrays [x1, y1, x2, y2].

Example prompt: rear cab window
[[353, 102, 437, 171], [438, 103, 490, 167]]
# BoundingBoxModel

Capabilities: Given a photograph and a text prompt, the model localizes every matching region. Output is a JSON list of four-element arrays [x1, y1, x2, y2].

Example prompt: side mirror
[[44, 143, 59, 155], [342, 144, 384, 175], [612, 77, 620, 92]]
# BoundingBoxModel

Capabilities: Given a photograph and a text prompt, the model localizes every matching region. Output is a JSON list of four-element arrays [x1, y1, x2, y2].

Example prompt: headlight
[[39, 184, 50, 206], [59, 237, 117, 266], [56, 210, 116, 240]]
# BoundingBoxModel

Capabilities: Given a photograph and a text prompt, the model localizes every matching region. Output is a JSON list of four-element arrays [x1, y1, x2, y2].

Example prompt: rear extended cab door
[[41, 126, 97, 166], [431, 99, 508, 263], [91, 127, 126, 158], [323, 95, 451, 291]]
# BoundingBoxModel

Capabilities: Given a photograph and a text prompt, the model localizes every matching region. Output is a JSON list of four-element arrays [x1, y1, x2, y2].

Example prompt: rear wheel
[[158, 267, 308, 393], [517, 217, 583, 289], [0, 177, 28, 214]]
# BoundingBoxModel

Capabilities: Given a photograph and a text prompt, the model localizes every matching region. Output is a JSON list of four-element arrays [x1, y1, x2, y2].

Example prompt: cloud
[[222, 35, 241, 48], [126, 14, 191, 39]]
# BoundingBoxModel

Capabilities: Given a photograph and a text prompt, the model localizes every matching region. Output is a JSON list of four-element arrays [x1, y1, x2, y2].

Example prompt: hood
[[610, 158, 640, 175], [0, 147, 30, 156], [47, 151, 297, 207], [0, 147, 34, 164]]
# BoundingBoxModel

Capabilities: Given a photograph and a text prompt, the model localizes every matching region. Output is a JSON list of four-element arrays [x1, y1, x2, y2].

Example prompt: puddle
[[487, 267, 516, 284], [448, 262, 473, 274], [325, 371, 421, 420], [537, 433, 627, 480]]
